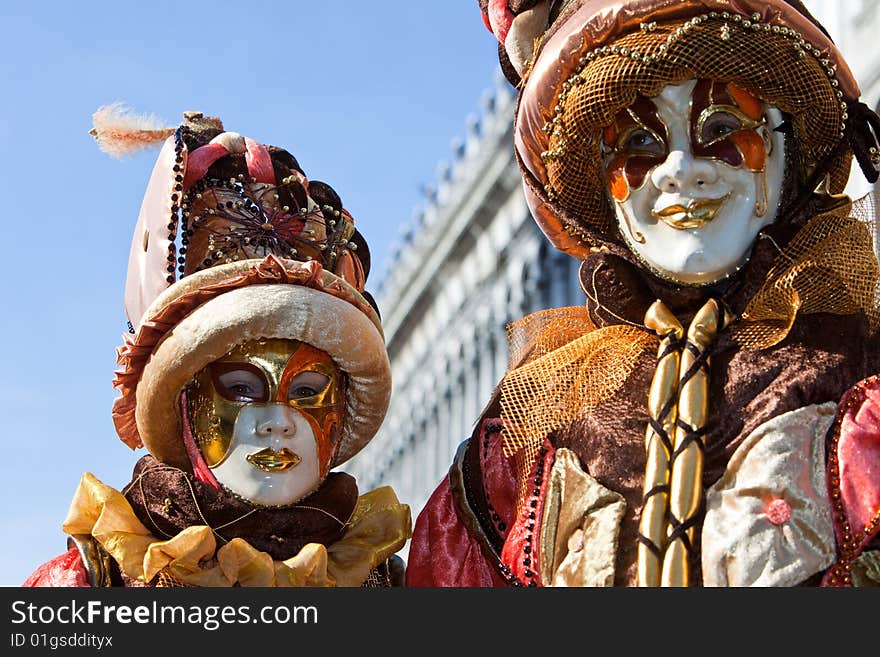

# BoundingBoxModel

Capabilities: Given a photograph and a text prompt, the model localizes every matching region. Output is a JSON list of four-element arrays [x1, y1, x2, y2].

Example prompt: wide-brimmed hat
[[92, 107, 391, 469], [479, 0, 880, 258]]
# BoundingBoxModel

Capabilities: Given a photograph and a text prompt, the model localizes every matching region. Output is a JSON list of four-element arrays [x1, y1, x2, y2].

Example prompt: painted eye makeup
[[602, 98, 670, 202], [210, 363, 270, 403]]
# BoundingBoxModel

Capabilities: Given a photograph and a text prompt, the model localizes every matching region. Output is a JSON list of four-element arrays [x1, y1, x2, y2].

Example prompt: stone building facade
[[807, 0, 880, 201], [342, 71, 583, 522]]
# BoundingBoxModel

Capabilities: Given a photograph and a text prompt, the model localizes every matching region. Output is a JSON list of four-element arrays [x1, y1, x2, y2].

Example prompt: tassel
[[89, 102, 175, 158]]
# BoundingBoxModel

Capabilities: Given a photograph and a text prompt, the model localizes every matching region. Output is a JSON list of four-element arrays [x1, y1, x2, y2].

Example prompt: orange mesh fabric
[[542, 15, 850, 246], [500, 307, 658, 497], [733, 194, 880, 349], [508, 306, 598, 368]]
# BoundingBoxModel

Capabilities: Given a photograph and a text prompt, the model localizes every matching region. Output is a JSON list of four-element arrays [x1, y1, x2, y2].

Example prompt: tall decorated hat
[[91, 106, 391, 472], [479, 0, 880, 258]]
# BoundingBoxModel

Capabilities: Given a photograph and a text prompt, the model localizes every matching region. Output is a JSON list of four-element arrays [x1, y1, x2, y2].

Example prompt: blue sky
[[0, 1, 500, 585]]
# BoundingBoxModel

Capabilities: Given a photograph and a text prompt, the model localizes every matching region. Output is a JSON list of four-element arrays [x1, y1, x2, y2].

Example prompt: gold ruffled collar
[[62, 472, 411, 587]]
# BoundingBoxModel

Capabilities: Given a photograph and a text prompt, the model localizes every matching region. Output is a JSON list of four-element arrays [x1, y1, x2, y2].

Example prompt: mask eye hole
[[698, 108, 763, 146], [618, 128, 664, 156], [287, 371, 330, 403], [701, 111, 741, 144], [210, 364, 269, 402]]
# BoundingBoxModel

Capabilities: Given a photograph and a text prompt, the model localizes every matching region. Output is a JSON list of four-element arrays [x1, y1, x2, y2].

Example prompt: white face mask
[[187, 339, 346, 508], [602, 79, 786, 285]]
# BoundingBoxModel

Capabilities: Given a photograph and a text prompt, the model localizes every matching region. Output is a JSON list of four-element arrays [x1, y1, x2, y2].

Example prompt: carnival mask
[[186, 339, 346, 507], [602, 79, 786, 285]]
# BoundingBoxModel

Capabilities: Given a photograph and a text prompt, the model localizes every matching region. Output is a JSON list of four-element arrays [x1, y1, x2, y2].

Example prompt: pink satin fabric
[[23, 548, 90, 588], [244, 138, 275, 184], [184, 138, 276, 190], [500, 440, 555, 586], [837, 378, 880, 549], [182, 142, 228, 189], [406, 476, 506, 587], [480, 422, 518, 537], [487, 0, 515, 42]]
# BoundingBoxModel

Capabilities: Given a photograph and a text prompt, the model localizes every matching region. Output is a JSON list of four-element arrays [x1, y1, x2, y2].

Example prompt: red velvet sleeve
[[22, 547, 91, 588], [405, 475, 507, 587]]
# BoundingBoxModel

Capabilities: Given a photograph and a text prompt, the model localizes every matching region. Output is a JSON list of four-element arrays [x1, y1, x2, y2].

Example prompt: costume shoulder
[[23, 547, 90, 588], [407, 414, 518, 587]]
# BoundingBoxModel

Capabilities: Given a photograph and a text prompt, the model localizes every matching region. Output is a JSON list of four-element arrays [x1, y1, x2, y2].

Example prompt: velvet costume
[[407, 243, 880, 586]]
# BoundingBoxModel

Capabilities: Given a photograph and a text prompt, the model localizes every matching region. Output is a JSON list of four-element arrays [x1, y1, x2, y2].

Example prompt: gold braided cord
[[661, 300, 727, 587], [734, 197, 880, 349], [637, 302, 684, 587], [500, 307, 658, 500], [544, 15, 850, 242]]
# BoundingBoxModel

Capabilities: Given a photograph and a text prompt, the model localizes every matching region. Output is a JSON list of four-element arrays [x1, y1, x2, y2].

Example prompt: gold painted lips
[[652, 194, 731, 230], [246, 448, 302, 472]]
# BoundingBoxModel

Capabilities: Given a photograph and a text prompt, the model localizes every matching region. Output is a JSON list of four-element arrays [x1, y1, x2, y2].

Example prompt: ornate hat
[[92, 106, 391, 470], [479, 0, 880, 258]]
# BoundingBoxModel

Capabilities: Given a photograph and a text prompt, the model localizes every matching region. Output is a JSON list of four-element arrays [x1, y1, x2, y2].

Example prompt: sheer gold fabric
[[500, 307, 657, 499], [734, 196, 880, 349]]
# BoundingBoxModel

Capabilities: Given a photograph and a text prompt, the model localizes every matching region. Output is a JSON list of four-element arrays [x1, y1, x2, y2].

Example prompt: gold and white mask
[[187, 339, 346, 507], [602, 79, 787, 285]]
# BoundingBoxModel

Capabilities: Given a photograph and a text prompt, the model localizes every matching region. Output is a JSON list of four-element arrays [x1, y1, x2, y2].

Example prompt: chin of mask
[[602, 78, 787, 285]]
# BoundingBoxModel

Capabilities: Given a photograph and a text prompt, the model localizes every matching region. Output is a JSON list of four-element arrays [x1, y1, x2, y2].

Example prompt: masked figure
[[25, 109, 411, 587], [407, 0, 880, 587]]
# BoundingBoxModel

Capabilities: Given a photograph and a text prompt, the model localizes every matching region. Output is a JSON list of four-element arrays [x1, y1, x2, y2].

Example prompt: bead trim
[[164, 127, 188, 285], [499, 445, 549, 588], [482, 421, 508, 535]]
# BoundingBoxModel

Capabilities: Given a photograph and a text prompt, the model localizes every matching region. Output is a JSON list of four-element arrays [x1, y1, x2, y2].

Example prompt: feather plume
[[90, 102, 175, 158]]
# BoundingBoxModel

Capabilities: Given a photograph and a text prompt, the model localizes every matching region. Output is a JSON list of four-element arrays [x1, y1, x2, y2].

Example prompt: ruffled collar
[[62, 471, 411, 587]]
